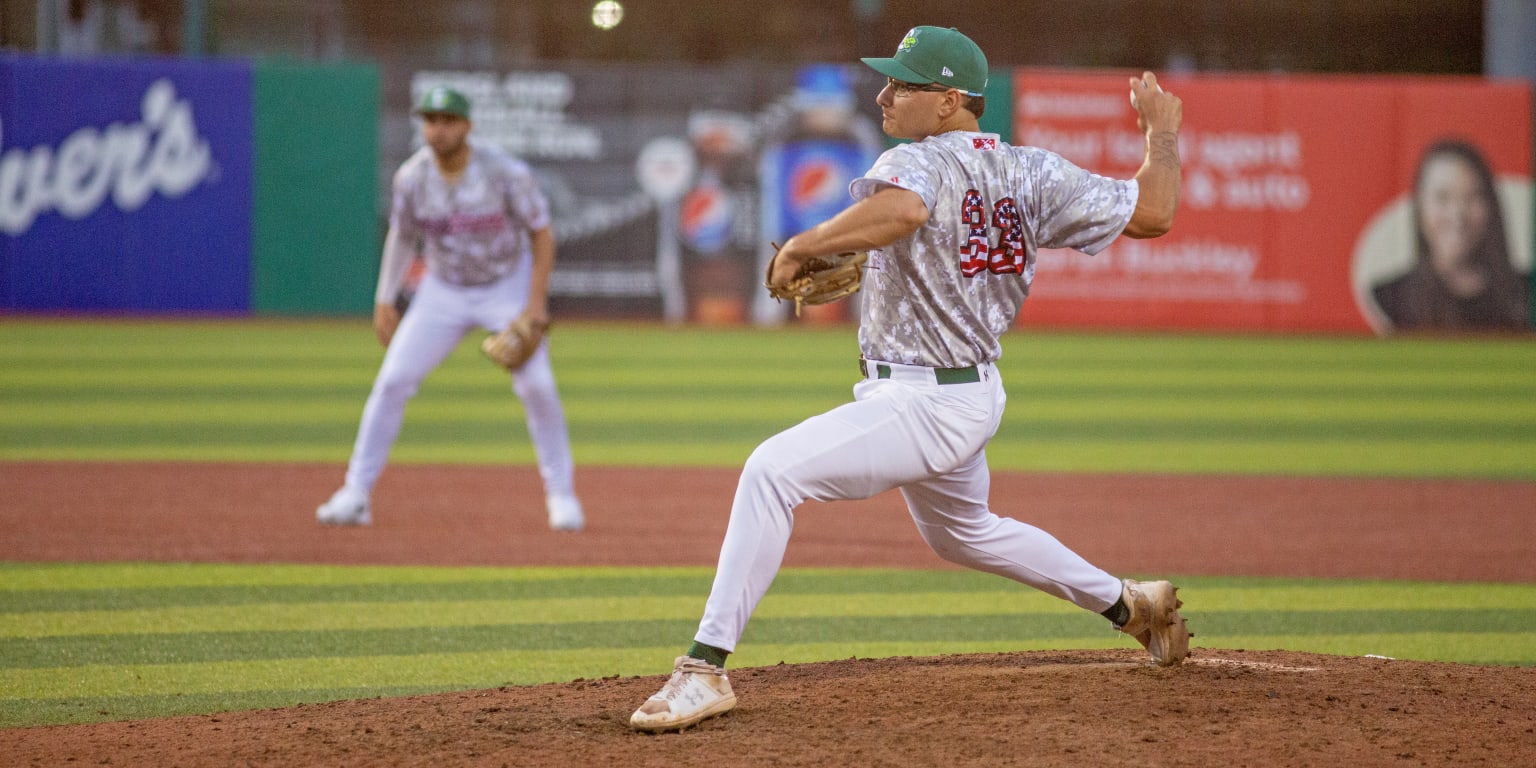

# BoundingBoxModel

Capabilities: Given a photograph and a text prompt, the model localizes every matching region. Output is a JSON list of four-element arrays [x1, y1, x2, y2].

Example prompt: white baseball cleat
[[1117, 578, 1192, 666], [630, 656, 737, 732], [546, 494, 584, 532], [316, 486, 371, 526]]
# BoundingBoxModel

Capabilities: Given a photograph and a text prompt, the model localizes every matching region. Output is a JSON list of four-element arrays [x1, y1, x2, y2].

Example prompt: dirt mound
[[6, 649, 1535, 767]]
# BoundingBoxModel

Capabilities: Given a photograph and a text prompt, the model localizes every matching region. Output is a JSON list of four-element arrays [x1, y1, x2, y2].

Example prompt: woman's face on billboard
[[1417, 153, 1491, 283]]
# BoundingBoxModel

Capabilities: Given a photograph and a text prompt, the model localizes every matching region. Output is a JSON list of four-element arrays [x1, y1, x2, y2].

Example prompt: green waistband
[[934, 366, 982, 384]]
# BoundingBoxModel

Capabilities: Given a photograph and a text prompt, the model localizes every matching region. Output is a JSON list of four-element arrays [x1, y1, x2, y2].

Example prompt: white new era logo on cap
[[942, 66, 954, 76]]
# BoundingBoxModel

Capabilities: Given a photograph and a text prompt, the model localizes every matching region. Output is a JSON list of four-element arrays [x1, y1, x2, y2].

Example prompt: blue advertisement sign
[[679, 171, 734, 255], [762, 139, 869, 239], [0, 56, 253, 311]]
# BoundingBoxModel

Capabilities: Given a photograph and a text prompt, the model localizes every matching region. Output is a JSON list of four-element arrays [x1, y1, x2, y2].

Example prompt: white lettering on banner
[[1036, 239, 1307, 304], [1021, 88, 1315, 214], [1020, 125, 1103, 167], [1040, 277, 1308, 304], [1040, 239, 1258, 280], [1181, 130, 1311, 212], [1019, 91, 1127, 120], [412, 70, 603, 161], [1113, 238, 1260, 280], [549, 268, 660, 297], [0, 79, 212, 235], [551, 191, 652, 241], [1220, 173, 1311, 210], [1194, 131, 1303, 172]]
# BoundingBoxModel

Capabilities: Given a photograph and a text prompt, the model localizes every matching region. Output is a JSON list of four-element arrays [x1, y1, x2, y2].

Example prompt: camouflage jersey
[[850, 131, 1137, 368], [375, 140, 551, 304]]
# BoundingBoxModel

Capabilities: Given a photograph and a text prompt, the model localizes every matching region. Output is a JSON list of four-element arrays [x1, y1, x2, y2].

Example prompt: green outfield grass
[[1, 318, 1533, 729], [2, 319, 1533, 477], [3, 562, 1534, 728]]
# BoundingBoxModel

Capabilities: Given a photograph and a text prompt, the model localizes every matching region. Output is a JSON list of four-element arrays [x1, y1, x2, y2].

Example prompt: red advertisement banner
[[1013, 69, 1532, 333]]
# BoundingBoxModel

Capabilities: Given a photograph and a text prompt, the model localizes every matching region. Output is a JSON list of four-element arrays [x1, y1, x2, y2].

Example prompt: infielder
[[631, 26, 1188, 731], [317, 86, 584, 532]]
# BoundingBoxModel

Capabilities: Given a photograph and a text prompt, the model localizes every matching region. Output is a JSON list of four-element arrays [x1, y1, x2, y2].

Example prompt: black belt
[[859, 359, 982, 385]]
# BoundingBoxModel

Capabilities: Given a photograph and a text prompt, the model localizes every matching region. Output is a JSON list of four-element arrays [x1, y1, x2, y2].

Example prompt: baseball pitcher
[[631, 26, 1189, 731]]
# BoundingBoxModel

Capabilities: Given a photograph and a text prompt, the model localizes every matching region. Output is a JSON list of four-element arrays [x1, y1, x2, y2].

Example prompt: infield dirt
[[3, 462, 1534, 766]]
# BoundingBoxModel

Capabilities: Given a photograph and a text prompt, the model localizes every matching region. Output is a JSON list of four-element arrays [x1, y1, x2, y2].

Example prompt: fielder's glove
[[481, 316, 547, 371], [764, 247, 869, 316]]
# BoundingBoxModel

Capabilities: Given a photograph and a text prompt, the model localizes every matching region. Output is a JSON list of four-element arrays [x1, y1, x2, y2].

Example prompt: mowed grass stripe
[[9, 437, 1530, 476], [0, 363, 855, 391], [0, 613, 1105, 669], [6, 390, 1529, 427], [0, 578, 716, 613], [723, 635, 1536, 669], [0, 646, 686, 702], [7, 325, 1534, 391], [7, 320, 1531, 365], [2, 592, 1043, 638], [5, 416, 1531, 449], [5, 320, 1534, 476], [8, 580, 1536, 635], [6, 566, 1532, 609], [3, 641, 1134, 705], [6, 610, 1533, 671], [0, 568, 1032, 611], [1195, 633, 1536, 666], [3, 561, 1535, 725], [7, 627, 1534, 713], [981, 439, 1536, 477], [7, 366, 1532, 401]]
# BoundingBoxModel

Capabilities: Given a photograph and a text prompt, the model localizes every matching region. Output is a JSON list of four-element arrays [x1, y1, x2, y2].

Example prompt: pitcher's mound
[[8, 649, 1536, 767]]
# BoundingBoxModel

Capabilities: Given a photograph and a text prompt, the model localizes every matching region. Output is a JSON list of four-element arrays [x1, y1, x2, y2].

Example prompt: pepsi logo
[[679, 182, 735, 252], [788, 159, 845, 212]]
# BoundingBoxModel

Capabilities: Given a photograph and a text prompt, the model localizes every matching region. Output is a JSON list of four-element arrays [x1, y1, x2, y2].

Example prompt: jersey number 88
[[960, 189, 1026, 277]]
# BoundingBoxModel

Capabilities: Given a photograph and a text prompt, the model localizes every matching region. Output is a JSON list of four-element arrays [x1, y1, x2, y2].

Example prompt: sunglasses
[[886, 77, 953, 97]]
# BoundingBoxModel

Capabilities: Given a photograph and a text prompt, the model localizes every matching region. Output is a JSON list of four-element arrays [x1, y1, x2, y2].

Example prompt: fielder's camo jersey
[[850, 131, 1138, 368], [375, 140, 551, 303]]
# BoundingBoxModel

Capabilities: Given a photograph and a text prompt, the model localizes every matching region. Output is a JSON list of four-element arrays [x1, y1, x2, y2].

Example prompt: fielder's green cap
[[861, 26, 988, 97], [413, 86, 471, 118]]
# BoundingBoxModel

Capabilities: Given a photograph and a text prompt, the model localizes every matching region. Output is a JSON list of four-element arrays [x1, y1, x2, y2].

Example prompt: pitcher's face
[[875, 78, 950, 140]]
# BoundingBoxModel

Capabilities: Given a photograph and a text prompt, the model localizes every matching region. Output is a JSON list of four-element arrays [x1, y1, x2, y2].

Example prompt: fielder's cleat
[[630, 655, 737, 732], [546, 494, 585, 532], [316, 486, 371, 526], [1116, 579, 1191, 666]]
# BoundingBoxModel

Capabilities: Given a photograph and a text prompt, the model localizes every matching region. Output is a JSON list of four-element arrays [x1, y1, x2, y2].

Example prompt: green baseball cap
[[413, 86, 471, 118], [861, 26, 988, 97]]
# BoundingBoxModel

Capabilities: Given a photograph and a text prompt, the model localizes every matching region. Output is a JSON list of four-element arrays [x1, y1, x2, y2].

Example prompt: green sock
[[1100, 597, 1130, 627], [687, 641, 730, 668]]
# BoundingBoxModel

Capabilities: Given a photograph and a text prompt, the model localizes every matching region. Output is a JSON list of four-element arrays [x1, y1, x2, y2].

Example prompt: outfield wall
[[1013, 69, 1534, 334], [0, 55, 1529, 333], [0, 54, 378, 315]]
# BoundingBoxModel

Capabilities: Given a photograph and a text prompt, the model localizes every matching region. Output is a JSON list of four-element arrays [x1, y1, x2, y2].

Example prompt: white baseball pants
[[693, 360, 1123, 653], [342, 271, 576, 499]]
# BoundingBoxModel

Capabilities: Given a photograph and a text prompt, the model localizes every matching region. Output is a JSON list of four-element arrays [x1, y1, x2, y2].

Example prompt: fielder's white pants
[[694, 360, 1123, 653], [342, 271, 576, 499]]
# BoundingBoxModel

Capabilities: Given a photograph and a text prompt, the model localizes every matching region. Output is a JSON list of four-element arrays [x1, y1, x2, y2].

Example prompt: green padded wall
[[252, 61, 380, 315]]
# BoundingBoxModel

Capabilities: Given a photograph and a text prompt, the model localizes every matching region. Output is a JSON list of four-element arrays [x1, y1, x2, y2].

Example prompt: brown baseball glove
[[481, 316, 547, 371], [765, 248, 869, 316]]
